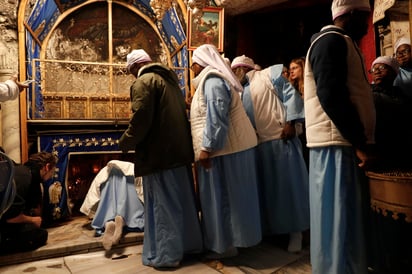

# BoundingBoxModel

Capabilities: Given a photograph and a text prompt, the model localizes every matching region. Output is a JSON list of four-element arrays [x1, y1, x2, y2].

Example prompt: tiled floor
[[0, 244, 311, 274], [0, 216, 312, 273]]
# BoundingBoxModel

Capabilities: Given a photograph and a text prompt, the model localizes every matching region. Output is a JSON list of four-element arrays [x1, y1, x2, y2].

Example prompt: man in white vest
[[231, 55, 309, 253], [304, 0, 376, 273]]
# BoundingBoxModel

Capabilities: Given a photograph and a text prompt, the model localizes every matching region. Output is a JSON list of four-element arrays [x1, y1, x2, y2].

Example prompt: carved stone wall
[[0, 0, 19, 70], [0, 0, 21, 162]]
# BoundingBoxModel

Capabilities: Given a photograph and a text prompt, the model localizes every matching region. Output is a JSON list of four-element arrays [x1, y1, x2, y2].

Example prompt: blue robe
[[309, 147, 367, 274], [91, 168, 144, 232], [197, 76, 261, 253], [142, 165, 203, 267], [242, 65, 309, 235], [256, 138, 309, 234]]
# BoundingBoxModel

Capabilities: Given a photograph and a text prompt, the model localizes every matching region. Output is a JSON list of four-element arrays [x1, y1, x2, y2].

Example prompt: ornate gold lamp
[[185, 0, 210, 22]]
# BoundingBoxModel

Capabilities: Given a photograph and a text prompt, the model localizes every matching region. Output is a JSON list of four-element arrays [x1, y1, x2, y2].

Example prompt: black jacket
[[1, 162, 42, 223]]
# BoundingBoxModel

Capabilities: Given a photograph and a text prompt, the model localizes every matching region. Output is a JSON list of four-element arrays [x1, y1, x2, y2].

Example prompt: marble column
[[0, 68, 21, 163], [0, 0, 22, 163]]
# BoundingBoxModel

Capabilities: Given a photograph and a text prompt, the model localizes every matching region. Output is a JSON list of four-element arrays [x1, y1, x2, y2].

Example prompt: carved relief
[[46, 3, 162, 63], [37, 2, 166, 120], [66, 96, 88, 119], [43, 95, 63, 119]]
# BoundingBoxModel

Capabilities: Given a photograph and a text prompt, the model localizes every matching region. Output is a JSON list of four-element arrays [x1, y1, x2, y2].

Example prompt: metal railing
[[28, 59, 135, 120]]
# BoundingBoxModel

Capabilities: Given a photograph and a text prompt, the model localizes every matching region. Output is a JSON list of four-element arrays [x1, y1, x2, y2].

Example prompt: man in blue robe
[[304, 0, 376, 273], [231, 55, 309, 253]]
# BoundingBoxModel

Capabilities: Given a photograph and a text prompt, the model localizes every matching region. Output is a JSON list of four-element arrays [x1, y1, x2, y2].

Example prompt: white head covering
[[223, 57, 231, 67], [126, 49, 152, 71], [192, 44, 243, 93], [371, 56, 399, 74], [394, 37, 411, 53], [231, 55, 256, 70], [331, 0, 371, 20]]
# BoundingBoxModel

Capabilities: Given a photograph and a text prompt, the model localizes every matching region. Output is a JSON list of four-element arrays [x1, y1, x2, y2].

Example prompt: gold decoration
[[49, 181, 62, 204], [368, 171, 412, 223], [150, 0, 173, 21]]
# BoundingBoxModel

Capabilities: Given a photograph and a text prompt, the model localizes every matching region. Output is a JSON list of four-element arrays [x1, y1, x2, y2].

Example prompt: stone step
[[0, 216, 143, 266]]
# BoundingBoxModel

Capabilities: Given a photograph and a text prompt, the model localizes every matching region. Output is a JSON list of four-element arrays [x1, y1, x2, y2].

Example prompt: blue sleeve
[[202, 75, 231, 151], [393, 68, 412, 99], [309, 33, 366, 147], [270, 65, 305, 122], [241, 82, 256, 128]]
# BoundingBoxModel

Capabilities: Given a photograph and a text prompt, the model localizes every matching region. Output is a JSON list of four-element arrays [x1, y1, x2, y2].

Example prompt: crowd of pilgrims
[[1, 0, 412, 273]]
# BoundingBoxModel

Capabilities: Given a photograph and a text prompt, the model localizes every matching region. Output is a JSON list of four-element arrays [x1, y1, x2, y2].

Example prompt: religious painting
[[187, 7, 224, 52], [46, 2, 163, 64]]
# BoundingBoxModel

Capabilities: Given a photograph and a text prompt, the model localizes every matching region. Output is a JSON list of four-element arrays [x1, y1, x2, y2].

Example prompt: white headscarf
[[126, 49, 152, 71], [192, 44, 243, 93], [223, 57, 231, 67], [394, 37, 411, 53], [331, 0, 370, 20], [371, 56, 399, 74], [231, 55, 256, 70]]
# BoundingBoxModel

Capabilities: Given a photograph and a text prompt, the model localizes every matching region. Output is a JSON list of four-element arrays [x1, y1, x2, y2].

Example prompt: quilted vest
[[190, 68, 257, 161], [247, 67, 286, 143], [304, 27, 375, 148]]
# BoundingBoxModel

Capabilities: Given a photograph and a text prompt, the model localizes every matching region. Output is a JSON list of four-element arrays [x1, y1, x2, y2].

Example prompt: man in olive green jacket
[[119, 49, 202, 269]]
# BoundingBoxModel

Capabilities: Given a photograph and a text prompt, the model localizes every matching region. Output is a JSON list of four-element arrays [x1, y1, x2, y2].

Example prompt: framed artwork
[[188, 7, 224, 52]]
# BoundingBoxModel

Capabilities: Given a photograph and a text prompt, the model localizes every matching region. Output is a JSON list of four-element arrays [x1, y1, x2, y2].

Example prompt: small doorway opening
[[66, 151, 134, 216]]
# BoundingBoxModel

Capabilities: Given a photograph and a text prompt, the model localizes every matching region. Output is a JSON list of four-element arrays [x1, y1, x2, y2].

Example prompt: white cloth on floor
[[80, 160, 139, 218]]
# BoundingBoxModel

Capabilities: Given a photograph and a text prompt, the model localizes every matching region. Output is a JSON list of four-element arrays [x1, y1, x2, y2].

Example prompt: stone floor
[[0, 216, 143, 266], [0, 216, 312, 273]]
